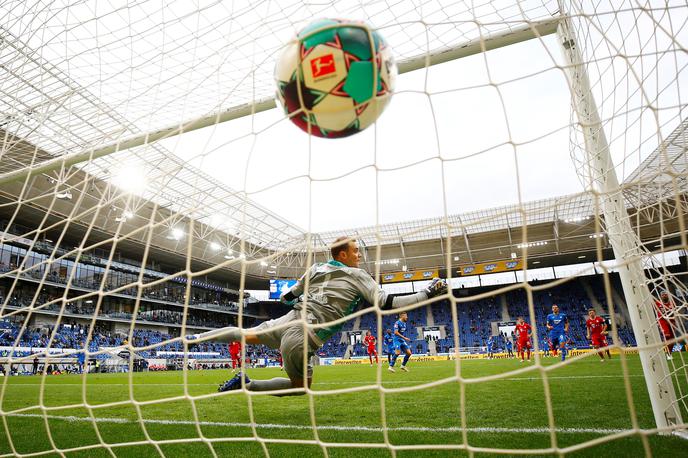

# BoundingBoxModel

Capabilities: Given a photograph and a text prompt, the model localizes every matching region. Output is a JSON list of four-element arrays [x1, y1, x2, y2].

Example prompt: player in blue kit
[[383, 329, 395, 365], [389, 312, 412, 373], [542, 335, 551, 357], [486, 336, 495, 359], [505, 339, 513, 358], [546, 304, 570, 361]]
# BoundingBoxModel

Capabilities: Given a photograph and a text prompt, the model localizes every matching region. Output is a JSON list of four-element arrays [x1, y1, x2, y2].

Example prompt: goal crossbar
[[0, 18, 560, 186]]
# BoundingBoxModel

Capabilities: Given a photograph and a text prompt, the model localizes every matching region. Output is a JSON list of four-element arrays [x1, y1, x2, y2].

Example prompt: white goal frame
[[556, 12, 682, 432]]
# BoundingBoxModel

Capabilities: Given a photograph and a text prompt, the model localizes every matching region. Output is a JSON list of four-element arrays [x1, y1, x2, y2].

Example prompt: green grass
[[0, 354, 685, 457]]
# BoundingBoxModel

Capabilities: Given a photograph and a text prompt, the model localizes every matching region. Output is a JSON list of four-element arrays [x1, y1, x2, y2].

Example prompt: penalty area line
[[4, 413, 630, 435]]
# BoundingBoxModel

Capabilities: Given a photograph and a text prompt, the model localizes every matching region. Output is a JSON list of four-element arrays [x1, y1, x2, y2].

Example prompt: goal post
[[556, 10, 683, 431]]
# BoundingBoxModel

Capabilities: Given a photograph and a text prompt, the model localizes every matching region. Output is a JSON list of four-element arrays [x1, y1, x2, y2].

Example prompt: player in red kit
[[515, 316, 532, 362], [363, 331, 378, 366], [229, 341, 241, 370], [586, 309, 611, 361], [655, 291, 676, 359]]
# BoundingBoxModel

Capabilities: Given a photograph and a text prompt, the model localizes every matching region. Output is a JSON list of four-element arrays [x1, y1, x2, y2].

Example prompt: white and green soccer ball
[[275, 18, 396, 138]]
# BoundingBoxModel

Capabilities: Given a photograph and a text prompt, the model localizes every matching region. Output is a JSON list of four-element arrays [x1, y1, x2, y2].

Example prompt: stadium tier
[[8, 231, 677, 361], [327, 275, 653, 359]]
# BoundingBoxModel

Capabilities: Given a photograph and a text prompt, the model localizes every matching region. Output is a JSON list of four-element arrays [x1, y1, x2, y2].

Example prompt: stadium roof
[[315, 192, 596, 247], [623, 117, 688, 212], [314, 116, 688, 250], [0, 29, 306, 252], [625, 117, 688, 185]]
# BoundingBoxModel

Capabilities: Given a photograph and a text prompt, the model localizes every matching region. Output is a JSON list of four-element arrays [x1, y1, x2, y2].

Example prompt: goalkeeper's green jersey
[[281, 260, 428, 342]]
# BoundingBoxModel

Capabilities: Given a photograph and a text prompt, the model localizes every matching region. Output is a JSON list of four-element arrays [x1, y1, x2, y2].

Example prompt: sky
[[161, 22, 685, 234], [162, 33, 585, 233], [190, 3, 687, 234]]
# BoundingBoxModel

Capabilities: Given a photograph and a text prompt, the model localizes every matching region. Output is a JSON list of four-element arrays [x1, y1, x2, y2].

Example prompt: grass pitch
[[0, 354, 686, 457]]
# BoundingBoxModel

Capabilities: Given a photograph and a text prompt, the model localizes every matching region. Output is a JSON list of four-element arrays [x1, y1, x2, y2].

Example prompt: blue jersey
[[383, 333, 394, 349], [486, 337, 494, 349], [506, 341, 512, 350], [393, 320, 407, 344], [547, 312, 568, 337]]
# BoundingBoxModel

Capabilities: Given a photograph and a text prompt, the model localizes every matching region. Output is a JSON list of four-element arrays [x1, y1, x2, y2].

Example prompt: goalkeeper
[[191, 236, 447, 395]]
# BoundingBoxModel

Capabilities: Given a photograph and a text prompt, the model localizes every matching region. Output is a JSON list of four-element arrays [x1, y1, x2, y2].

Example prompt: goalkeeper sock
[[248, 378, 302, 396], [402, 353, 410, 366]]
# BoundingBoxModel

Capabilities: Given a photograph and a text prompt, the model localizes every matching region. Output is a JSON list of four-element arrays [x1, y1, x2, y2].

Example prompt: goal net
[[0, 0, 687, 456]]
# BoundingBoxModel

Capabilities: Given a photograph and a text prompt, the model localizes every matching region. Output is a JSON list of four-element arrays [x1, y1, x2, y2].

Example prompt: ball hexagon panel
[[356, 95, 391, 131], [311, 94, 357, 132], [343, 61, 375, 104], [298, 18, 341, 50], [301, 44, 348, 94], [279, 75, 320, 112], [274, 41, 299, 83], [336, 25, 375, 61]]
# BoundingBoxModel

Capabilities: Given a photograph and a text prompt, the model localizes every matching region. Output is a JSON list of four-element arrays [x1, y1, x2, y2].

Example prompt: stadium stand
[[1, 218, 680, 362], [3, 272, 680, 365], [347, 275, 648, 357]]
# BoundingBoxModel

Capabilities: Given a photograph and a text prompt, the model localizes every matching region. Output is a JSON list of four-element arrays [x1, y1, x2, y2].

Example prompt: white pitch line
[[3, 413, 629, 435], [502, 374, 645, 381], [4, 374, 645, 387], [319, 374, 645, 384]]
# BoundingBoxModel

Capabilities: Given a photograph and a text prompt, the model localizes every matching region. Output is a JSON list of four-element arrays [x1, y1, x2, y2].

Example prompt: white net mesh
[[0, 0, 687, 456]]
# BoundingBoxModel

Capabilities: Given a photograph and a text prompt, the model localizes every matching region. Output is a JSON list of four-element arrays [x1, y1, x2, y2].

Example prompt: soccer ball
[[275, 18, 396, 138]]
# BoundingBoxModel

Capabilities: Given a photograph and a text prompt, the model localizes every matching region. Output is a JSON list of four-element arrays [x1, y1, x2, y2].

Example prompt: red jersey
[[655, 299, 675, 338], [363, 335, 376, 349], [586, 316, 606, 336], [515, 323, 531, 341], [654, 299, 675, 320], [229, 341, 241, 356]]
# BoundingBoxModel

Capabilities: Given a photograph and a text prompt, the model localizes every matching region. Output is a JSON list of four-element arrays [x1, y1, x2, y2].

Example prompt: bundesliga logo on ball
[[274, 18, 397, 138]]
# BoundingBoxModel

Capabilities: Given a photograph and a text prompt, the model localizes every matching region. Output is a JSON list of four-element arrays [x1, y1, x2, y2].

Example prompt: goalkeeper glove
[[424, 278, 448, 298], [281, 291, 299, 306]]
